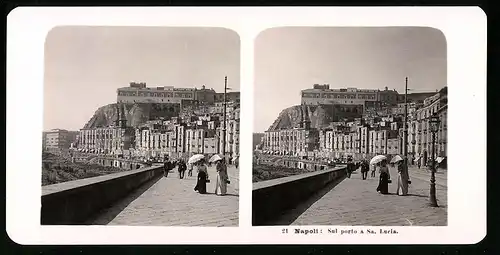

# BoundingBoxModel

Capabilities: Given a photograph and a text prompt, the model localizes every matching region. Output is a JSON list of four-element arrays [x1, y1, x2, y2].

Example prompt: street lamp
[[429, 114, 440, 207]]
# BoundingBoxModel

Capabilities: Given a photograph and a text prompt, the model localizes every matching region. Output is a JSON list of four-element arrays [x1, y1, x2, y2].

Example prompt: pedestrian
[[361, 160, 369, 180], [228, 156, 233, 166], [376, 159, 391, 195], [370, 163, 376, 178], [163, 159, 171, 178], [345, 162, 351, 178], [396, 160, 409, 196], [235, 157, 239, 169], [346, 158, 354, 178], [194, 159, 209, 194], [178, 159, 187, 179], [417, 158, 421, 169], [187, 162, 193, 177], [214, 158, 228, 196]]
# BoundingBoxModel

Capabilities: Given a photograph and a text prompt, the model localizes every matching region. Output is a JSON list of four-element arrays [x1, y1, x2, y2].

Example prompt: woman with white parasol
[[190, 154, 208, 194], [210, 154, 228, 196], [391, 155, 409, 196], [371, 155, 390, 194]]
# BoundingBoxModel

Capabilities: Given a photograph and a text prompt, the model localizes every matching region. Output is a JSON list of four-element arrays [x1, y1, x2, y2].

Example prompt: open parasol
[[209, 154, 223, 163], [370, 155, 387, 165], [188, 154, 205, 164], [390, 155, 403, 164]]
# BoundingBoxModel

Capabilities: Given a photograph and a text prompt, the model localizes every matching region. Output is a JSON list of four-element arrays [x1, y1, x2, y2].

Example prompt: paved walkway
[[287, 165, 447, 226], [89, 165, 239, 226]]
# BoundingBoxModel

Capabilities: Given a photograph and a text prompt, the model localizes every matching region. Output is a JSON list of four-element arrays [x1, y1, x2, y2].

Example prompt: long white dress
[[215, 163, 228, 195], [396, 164, 409, 195]]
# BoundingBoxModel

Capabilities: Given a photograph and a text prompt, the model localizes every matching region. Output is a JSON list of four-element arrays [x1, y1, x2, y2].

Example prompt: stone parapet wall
[[41, 165, 164, 225], [252, 166, 347, 226]]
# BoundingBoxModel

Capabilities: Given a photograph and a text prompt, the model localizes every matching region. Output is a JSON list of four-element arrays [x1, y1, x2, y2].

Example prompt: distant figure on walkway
[[194, 159, 208, 194], [396, 160, 409, 196], [215, 159, 228, 196], [376, 160, 390, 194], [346, 158, 354, 178], [228, 156, 233, 165], [417, 159, 421, 169], [370, 164, 376, 178], [235, 157, 239, 169], [361, 160, 369, 180], [163, 158, 172, 178], [178, 159, 187, 179], [187, 162, 193, 177]]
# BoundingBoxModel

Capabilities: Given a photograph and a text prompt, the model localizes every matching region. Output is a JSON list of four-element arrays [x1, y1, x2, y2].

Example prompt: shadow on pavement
[[83, 175, 163, 225], [205, 192, 239, 197], [270, 176, 347, 226], [406, 193, 429, 198]]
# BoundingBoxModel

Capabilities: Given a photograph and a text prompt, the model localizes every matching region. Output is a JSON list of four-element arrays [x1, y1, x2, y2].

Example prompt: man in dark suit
[[361, 160, 369, 180], [346, 158, 353, 178], [163, 156, 172, 178], [178, 159, 187, 179]]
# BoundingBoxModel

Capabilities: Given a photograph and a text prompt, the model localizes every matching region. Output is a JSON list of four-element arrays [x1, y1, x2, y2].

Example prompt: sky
[[254, 27, 447, 133], [43, 26, 240, 131]]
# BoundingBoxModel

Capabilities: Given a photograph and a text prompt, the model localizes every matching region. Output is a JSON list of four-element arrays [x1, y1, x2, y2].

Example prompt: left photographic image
[[41, 26, 240, 226]]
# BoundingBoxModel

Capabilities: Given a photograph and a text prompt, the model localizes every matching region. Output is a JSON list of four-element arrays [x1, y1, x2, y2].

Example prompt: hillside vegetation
[[42, 153, 123, 186], [252, 163, 314, 183]]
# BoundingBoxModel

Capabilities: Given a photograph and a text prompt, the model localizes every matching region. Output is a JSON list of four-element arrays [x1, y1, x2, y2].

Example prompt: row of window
[[302, 93, 376, 100], [118, 91, 194, 98]]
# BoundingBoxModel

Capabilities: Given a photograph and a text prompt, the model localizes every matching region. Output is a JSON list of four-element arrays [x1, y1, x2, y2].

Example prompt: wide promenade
[[89, 165, 239, 226], [282, 165, 447, 226]]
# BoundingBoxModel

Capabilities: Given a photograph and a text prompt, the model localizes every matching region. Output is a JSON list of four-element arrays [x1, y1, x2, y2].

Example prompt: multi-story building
[[378, 87, 400, 106], [218, 108, 240, 158], [215, 91, 240, 103], [262, 121, 319, 157], [331, 131, 343, 157], [318, 129, 327, 152], [356, 126, 370, 154], [117, 82, 196, 104], [210, 100, 239, 115], [78, 126, 135, 155], [194, 85, 217, 105], [329, 104, 364, 122], [325, 130, 334, 153], [301, 84, 379, 106], [43, 129, 78, 152], [410, 87, 447, 165], [203, 129, 219, 155], [78, 106, 135, 155], [369, 129, 389, 155], [186, 128, 206, 156], [174, 124, 187, 158], [387, 138, 400, 155]]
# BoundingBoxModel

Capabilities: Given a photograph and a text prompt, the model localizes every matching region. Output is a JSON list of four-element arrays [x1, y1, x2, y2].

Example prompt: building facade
[[117, 82, 196, 104], [43, 129, 78, 152], [301, 84, 379, 106], [409, 87, 448, 164]]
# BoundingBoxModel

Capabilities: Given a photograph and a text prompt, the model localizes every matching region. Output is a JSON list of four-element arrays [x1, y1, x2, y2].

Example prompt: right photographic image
[[252, 27, 448, 226]]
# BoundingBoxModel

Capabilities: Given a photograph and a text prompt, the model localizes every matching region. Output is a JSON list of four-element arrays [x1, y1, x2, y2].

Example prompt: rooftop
[[302, 87, 379, 93]]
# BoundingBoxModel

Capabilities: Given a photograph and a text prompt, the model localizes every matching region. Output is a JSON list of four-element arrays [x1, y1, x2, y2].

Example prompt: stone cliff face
[[267, 104, 336, 131], [84, 103, 181, 129]]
